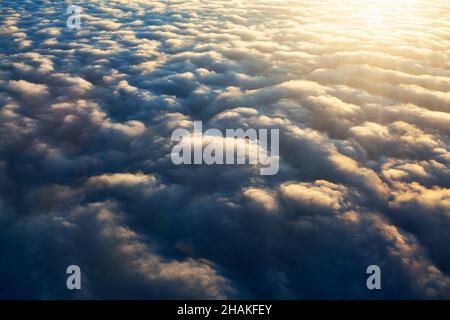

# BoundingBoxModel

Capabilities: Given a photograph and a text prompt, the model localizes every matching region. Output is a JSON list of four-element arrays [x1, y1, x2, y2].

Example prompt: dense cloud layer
[[0, 0, 449, 299]]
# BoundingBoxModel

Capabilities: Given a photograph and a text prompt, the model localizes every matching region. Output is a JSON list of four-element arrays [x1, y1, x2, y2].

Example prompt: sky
[[0, 0, 449, 299]]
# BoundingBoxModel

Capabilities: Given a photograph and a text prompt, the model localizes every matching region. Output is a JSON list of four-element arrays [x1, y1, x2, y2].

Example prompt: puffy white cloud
[[243, 187, 278, 212], [8, 80, 49, 97], [279, 180, 348, 211]]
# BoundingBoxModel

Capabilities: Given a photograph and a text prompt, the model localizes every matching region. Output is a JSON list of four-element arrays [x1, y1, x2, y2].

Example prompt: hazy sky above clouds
[[0, 0, 449, 299]]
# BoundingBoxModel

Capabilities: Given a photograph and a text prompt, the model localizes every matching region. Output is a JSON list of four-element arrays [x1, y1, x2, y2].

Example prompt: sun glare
[[324, 0, 425, 35]]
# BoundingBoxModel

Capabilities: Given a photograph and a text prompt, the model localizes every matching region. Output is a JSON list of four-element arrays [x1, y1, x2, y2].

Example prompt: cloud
[[8, 80, 49, 97], [279, 180, 348, 211], [243, 187, 278, 212], [0, 0, 449, 299]]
